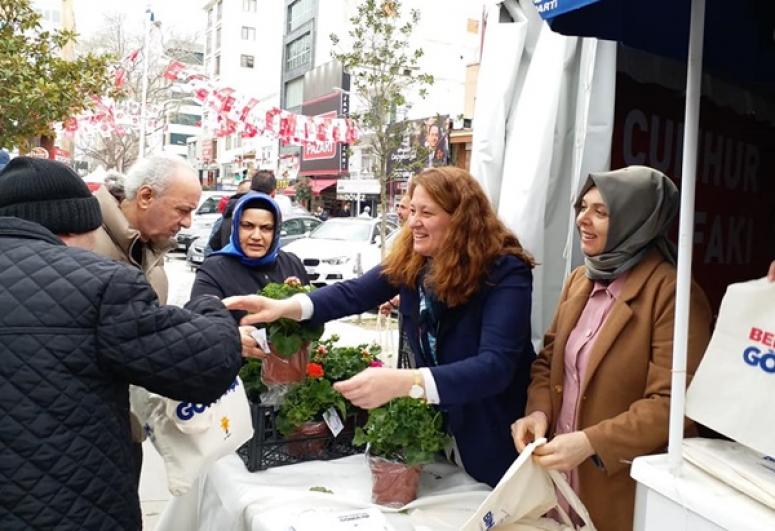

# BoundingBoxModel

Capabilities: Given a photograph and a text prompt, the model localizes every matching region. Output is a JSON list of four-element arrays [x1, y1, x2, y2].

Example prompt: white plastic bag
[[462, 439, 596, 531], [376, 314, 397, 368], [686, 277, 775, 457], [132, 377, 253, 496]]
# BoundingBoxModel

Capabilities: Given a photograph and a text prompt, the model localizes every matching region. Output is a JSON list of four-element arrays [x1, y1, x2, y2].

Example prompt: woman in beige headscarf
[[512, 166, 712, 531]]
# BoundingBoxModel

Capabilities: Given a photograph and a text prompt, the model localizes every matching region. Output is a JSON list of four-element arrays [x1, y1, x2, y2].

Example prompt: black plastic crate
[[238, 402, 363, 471]]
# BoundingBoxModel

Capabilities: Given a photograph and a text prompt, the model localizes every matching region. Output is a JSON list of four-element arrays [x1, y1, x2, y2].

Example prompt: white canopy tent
[[472, 0, 712, 471], [470, 0, 616, 350]]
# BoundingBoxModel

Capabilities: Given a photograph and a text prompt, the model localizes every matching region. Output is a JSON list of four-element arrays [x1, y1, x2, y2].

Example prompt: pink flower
[[316, 345, 328, 355], [369, 360, 384, 368], [284, 276, 302, 288]]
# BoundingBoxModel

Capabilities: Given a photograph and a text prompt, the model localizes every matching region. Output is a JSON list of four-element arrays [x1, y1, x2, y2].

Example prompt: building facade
[[195, 0, 483, 196], [200, 0, 283, 187]]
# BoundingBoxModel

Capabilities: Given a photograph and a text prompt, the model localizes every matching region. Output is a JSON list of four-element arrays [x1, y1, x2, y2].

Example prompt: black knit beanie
[[0, 157, 102, 234]]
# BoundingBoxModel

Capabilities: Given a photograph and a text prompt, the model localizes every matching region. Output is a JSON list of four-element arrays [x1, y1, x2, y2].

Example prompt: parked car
[[185, 215, 323, 269], [283, 217, 399, 288], [175, 191, 231, 251]]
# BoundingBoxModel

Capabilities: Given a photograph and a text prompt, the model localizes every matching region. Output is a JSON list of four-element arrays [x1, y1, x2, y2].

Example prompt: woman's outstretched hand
[[222, 295, 301, 325]]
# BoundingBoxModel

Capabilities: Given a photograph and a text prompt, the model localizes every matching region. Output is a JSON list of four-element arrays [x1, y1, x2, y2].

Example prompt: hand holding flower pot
[[259, 278, 324, 385]]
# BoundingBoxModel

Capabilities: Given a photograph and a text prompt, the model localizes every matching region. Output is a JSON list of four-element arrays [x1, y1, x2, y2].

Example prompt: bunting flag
[[62, 59, 360, 147]]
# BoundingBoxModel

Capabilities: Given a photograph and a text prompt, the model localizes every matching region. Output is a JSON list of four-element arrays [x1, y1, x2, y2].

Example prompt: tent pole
[[668, 0, 706, 473]]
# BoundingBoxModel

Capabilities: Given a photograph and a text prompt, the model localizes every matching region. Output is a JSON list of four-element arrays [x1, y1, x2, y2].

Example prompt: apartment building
[[200, 0, 283, 186]]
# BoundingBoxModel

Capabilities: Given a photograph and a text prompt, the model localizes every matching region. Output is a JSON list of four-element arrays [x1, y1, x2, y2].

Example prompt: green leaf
[[268, 326, 303, 358], [351, 397, 450, 465]]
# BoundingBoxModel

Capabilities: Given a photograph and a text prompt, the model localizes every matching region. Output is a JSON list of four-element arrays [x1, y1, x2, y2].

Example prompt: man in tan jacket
[[92, 153, 202, 481], [93, 154, 201, 304]]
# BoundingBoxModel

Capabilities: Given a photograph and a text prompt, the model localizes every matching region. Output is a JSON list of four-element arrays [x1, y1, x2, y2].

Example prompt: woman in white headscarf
[[512, 166, 712, 531]]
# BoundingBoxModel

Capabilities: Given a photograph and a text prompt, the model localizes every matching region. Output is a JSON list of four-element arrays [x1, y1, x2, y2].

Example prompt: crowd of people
[[0, 154, 771, 530]]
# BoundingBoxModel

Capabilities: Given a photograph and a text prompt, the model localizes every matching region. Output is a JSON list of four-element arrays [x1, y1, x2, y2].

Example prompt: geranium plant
[[354, 397, 450, 507], [353, 397, 449, 465], [310, 335, 383, 383], [260, 277, 324, 358], [276, 362, 347, 437], [238, 358, 266, 403]]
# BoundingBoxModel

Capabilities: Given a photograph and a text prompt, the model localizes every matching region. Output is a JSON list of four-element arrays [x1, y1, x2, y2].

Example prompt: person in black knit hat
[[0, 156, 103, 236], [0, 157, 242, 530]]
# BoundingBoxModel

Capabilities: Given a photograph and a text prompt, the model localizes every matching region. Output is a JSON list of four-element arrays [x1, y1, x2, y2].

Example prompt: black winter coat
[[191, 251, 309, 323], [0, 218, 242, 530]]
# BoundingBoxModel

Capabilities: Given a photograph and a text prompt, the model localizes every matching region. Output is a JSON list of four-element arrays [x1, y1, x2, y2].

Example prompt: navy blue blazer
[[309, 255, 534, 486]]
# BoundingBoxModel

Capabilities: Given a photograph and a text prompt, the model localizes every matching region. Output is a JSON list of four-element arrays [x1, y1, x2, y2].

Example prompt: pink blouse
[[555, 273, 628, 493]]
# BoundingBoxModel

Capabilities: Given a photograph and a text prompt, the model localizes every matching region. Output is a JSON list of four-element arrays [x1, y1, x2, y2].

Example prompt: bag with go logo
[[131, 376, 253, 495], [686, 277, 775, 457]]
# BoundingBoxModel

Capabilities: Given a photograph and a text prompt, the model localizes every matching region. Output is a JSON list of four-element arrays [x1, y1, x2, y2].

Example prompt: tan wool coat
[[526, 250, 712, 531], [92, 186, 174, 304]]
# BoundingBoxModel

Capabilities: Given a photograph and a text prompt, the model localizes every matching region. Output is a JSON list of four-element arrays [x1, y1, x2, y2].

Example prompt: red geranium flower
[[306, 362, 325, 379], [369, 359, 384, 368]]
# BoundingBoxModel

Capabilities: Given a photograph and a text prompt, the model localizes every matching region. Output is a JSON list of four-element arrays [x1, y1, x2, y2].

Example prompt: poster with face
[[420, 117, 450, 168], [386, 115, 450, 180]]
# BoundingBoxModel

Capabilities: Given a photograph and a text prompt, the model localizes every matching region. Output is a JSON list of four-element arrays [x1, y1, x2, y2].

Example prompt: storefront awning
[[283, 178, 338, 197]]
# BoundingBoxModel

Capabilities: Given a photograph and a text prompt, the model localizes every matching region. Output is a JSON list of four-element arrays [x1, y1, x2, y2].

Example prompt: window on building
[[215, 27, 222, 49], [240, 54, 255, 68], [284, 77, 304, 109], [243, 0, 257, 12], [285, 32, 312, 71], [261, 146, 272, 164], [287, 0, 313, 32], [217, 0, 223, 20], [205, 31, 211, 55], [214, 55, 221, 76], [241, 26, 256, 41], [361, 151, 375, 175], [169, 133, 193, 147], [169, 113, 201, 127], [207, 8, 213, 29]]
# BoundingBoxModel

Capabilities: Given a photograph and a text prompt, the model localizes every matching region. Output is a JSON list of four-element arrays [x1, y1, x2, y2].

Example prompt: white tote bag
[[462, 439, 596, 531], [131, 377, 254, 496], [686, 277, 775, 457], [376, 314, 397, 368], [682, 438, 775, 511]]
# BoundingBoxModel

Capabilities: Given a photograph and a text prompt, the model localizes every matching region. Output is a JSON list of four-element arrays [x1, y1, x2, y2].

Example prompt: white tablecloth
[[155, 454, 491, 531]]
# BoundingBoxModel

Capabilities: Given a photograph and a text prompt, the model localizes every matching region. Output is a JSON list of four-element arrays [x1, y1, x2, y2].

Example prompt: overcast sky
[[73, 0, 206, 40]]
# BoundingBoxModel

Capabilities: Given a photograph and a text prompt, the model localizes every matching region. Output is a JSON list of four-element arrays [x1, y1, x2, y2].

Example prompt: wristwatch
[[408, 370, 425, 400]]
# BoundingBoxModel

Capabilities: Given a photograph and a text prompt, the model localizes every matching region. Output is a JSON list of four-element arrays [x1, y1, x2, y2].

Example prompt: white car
[[284, 217, 399, 288], [175, 191, 231, 251]]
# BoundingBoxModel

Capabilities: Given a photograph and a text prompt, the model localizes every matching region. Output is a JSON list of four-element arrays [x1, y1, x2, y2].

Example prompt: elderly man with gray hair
[[93, 154, 201, 304], [92, 154, 202, 484]]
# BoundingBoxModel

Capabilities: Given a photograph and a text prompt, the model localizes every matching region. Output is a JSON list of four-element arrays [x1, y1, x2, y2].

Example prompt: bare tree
[[75, 12, 202, 171]]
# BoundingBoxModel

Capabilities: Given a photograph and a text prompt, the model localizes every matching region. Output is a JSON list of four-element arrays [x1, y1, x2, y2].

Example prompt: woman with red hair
[[225, 166, 536, 486]]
